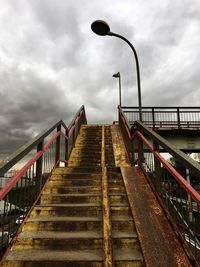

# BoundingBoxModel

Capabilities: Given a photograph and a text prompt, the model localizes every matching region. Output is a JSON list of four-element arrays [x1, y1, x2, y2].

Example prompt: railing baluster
[[55, 125, 61, 165], [36, 140, 44, 192], [153, 140, 162, 194], [152, 107, 155, 129], [65, 128, 69, 167]]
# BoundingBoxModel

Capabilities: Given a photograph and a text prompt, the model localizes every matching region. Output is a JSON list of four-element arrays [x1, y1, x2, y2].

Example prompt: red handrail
[[136, 130, 200, 205], [0, 131, 63, 200], [0, 107, 85, 200], [119, 110, 200, 205], [0, 151, 43, 200]]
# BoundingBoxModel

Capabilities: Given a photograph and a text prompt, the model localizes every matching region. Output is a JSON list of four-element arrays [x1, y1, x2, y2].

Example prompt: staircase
[[2, 125, 144, 266]]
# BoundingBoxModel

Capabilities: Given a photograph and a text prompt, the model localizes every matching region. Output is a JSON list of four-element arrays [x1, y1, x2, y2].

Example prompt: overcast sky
[[0, 0, 200, 159]]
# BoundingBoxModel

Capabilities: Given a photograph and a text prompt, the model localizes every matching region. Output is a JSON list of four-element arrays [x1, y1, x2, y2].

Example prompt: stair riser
[[110, 207, 131, 217], [40, 196, 102, 204], [15, 238, 103, 250], [48, 180, 101, 186], [110, 196, 128, 204], [109, 181, 124, 186], [112, 221, 135, 232], [68, 163, 101, 167], [115, 261, 144, 267], [51, 173, 101, 179], [53, 167, 102, 174], [3, 261, 104, 267], [113, 238, 139, 249], [31, 207, 102, 217], [43, 187, 101, 194], [109, 188, 126, 194], [23, 221, 102, 231]]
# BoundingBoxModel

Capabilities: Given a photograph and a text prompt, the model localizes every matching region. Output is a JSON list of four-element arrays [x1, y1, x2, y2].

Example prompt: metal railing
[[119, 106, 200, 264], [0, 105, 87, 255], [122, 106, 200, 129]]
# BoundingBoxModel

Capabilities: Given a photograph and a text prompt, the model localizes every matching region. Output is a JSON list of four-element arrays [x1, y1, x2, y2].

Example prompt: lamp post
[[113, 72, 122, 106], [91, 20, 142, 121]]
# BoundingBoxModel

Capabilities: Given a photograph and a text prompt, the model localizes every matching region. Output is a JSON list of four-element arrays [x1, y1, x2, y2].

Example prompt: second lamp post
[[113, 72, 122, 106]]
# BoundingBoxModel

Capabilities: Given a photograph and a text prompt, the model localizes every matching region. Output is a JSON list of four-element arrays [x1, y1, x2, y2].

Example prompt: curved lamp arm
[[108, 31, 142, 121]]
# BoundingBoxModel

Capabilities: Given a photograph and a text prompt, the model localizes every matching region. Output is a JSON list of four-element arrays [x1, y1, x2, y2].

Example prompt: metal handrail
[[122, 106, 200, 130], [0, 105, 86, 176], [0, 105, 87, 256], [119, 106, 200, 262], [122, 106, 200, 109]]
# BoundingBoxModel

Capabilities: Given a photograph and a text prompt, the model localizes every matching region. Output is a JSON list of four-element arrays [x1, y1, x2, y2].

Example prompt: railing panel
[[0, 105, 87, 256], [122, 106, 200, 129], [118, 106, 200, 263]]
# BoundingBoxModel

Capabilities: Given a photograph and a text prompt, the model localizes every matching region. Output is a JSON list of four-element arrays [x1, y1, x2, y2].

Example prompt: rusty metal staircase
[[1, 125, 144, 266]]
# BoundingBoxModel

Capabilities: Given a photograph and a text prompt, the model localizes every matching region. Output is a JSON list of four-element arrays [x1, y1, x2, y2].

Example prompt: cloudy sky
[[0, 0, 200, 159]]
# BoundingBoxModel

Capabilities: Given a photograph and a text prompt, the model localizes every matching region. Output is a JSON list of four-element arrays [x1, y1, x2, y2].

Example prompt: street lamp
[[113, 72, 122, 106], [91, 20, 142, 121]]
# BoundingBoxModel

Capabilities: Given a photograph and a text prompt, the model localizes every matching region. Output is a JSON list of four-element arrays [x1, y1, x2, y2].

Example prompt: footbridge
[[0, 105, 199, 266]]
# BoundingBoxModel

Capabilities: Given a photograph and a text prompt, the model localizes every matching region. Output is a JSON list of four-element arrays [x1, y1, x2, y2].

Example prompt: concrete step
[[23, 217, 102, 232], [48, 179, 101, 186], [3, 249, 104, 266], [40, 194, 102, 204], [53, 167, 102, 174], [31, 205, 102, 217], [30, 205, 130, 218], [50, 173, 101, 180], [43, 186, 102, 194], [14, 232, 103, 251]]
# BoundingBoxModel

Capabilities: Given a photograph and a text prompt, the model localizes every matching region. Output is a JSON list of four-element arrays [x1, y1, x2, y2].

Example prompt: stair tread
[[114, 248, 143, 261], [18, 231, 103, 239], [35, 203, 102, 207], [18, 230, 137, 239], [6, 249, 104, 261], [28, 216, 102, 222], [41, 193, 102, 197]]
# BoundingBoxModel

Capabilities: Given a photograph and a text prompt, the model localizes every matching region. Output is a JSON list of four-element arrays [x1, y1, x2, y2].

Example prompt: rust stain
[[121, 166, 193, 267], [111, 125, 130, 167], [102, 127, 113, 267]]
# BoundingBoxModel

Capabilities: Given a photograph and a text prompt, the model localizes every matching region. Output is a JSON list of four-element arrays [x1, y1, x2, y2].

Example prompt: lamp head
[[113, 72, 120, 78], [91, 20, 110, 36]]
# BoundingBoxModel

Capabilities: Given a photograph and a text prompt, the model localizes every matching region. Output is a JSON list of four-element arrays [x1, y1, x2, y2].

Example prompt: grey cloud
[[0, 0, 200, 160]]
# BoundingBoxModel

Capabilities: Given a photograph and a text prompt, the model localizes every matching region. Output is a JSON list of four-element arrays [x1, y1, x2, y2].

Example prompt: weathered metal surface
[[121, 166, 193, 267], [101, 126, 113, 267], [111, 125, 130, 167]]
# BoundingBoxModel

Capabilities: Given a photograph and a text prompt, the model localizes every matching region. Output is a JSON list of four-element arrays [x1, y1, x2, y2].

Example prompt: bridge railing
[[119, 106, 200, 263], [0, 105, 87, 255], [122, 106, 200, 129]]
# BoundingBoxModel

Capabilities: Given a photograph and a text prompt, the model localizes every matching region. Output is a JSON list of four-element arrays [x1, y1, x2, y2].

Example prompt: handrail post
[[152, 107, 155, 129], [177, 107, 180, 129], [55, 125, 61, 165], [137, 127, 144, 164], [153, 141, 162, 194], [35, 140, 44, 193], [65, 129, 69, 167]]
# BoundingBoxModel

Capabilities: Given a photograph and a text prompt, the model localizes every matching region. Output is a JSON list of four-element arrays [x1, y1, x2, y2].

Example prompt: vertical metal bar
[[177, 107, 180, 129], [152, 107, 155, 129], [36, 141, 44, 193], [55, 125, 61, 165], [153, 141, 162, 194], [138, 136, 144, 165], [65, 129, 69, 167]]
